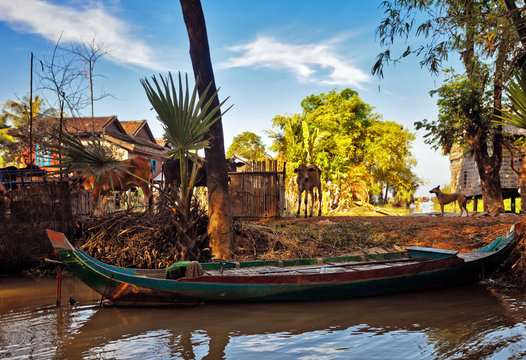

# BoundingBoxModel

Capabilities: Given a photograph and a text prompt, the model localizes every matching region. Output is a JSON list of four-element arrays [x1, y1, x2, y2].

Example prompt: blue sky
[[0, 0, 455, 197]]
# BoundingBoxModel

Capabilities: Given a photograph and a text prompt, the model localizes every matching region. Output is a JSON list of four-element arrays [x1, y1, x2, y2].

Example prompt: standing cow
[[294, 163, 322, 217], [80, 156, 153, 212]]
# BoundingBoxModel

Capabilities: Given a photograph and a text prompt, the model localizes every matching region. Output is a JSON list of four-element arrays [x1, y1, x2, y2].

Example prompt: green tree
[[375, 0, 522, 212], [2, 95, 58, 165], [0, 114, 13, 166], [363, 120, 421, 203], [227, 131, 268, 161], [267, 113, 305, 162], [269, 89, 420, 207]]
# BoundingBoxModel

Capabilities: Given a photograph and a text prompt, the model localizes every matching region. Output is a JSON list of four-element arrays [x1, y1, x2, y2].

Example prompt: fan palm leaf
[[496, 69, 526, 129], [141, 72, 230, 158], [44, 130, 128, 192], [141, 72, 230, 221]]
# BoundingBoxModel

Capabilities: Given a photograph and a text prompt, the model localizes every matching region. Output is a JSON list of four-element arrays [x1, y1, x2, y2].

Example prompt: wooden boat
[[46, 221, 524, 305]]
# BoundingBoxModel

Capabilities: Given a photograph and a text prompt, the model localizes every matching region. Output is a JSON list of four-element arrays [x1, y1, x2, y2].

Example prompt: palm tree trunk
[[179, 0, 233, 259]]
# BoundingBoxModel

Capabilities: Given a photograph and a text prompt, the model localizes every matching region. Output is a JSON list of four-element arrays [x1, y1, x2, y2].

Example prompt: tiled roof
[[155, 138, 168, 147], [39, 116, 164, 151], [62, 116, 118, 134], [121, 120, 146, 136]]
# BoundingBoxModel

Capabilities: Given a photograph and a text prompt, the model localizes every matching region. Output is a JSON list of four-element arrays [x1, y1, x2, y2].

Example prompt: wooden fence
[[229, 160, 286, 219], [0, 182, 89, 274]]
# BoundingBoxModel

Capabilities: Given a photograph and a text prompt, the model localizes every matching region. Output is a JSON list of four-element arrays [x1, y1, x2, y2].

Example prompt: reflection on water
[[1, 276, 526, 359]]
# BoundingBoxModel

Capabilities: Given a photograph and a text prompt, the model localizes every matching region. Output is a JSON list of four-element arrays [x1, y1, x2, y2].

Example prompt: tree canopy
[[375, 0, 525, 212], [1, 95, 58, 165], [0, 114, 13, 166], [226, 131, 268, 161], [269, 88, 420, 207]]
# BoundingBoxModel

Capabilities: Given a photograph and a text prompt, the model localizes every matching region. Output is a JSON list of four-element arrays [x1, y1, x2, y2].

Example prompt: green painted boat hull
[[46, 221, 524, 305]]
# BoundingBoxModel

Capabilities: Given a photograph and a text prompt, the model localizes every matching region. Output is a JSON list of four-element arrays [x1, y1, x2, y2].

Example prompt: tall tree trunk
[[472, 143, 504, 212], [461, 18, 504, 213], [180, 0, 233, 259], [465, 121, 504, 213]]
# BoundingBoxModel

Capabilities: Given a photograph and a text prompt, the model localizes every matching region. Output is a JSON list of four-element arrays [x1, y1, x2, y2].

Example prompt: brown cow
[[80, 156, 153, 212], [294, 163, 322, 217]]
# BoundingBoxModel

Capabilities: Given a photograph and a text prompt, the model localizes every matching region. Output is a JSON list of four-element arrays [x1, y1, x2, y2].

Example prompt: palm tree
[[45, 130, 125, 185], [141, 72, 229, 260], [2, 95, 58, 164], [179, 0, 234, 259], [0, 114, 13, 166]]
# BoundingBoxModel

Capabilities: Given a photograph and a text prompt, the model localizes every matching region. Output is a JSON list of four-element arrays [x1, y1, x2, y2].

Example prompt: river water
[[1, 276, 526, 359]]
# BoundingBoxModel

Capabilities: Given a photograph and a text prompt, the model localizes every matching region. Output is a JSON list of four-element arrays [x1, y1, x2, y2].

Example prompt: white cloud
[[221, 36, 370, 87], [0, 0, 166, 70]]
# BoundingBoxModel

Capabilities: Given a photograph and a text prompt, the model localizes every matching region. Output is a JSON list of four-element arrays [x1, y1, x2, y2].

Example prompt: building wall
[[449, 144, 520, 197]]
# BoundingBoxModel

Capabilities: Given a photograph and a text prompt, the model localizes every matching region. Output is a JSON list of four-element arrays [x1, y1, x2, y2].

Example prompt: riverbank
[[68, 210, 526, 289]]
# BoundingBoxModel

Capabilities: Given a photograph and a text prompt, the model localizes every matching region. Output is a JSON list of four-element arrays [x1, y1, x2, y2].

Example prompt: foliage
[[415, 71, 493, 153], [0, 114, 13, 166], [267, 113, 305, 162], [141, 72, 229, 260], [44, 130, 126, 188], [375, 0, 522, 212], [226, 131, 268, 161], [497, 69, 526, 129], [325, 164, 371, 212], [374, 0, 518, 78], [1, 95, 59, 164], [364, 120, 420, 198], [269, 88, 420, 207]]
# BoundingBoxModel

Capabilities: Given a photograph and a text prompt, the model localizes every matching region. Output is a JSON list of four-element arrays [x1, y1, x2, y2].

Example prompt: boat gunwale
[[63, 243, 470, 286]]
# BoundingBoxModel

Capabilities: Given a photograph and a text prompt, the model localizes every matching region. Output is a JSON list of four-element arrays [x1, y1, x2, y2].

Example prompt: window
[[150, 159, 157, 174], [35, 144, 50, 166]]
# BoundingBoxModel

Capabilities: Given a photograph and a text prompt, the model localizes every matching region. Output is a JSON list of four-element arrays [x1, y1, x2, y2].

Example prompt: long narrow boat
[[46, 221, 524, 305]]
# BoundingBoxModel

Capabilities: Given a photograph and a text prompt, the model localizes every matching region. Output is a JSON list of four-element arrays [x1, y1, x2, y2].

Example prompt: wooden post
[[28, 52, 34, 166], [56, 263, 62, 307], [45, 258, 64, 307]]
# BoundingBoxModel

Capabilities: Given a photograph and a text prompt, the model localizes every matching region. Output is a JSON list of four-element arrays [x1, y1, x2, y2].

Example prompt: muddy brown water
[[1, 276, 526, 359]]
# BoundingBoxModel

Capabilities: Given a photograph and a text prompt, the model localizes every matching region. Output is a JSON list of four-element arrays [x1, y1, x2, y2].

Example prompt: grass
[[430, 198, 521, 213]]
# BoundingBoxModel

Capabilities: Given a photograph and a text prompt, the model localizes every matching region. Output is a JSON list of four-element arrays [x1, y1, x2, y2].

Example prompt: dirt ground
[[238, 212, 526, 288], [255, 212, 524, 252]]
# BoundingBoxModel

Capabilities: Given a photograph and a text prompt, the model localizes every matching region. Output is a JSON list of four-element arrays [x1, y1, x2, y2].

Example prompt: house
[[449, 128, 526, 211], [34, 116, 167, 178]]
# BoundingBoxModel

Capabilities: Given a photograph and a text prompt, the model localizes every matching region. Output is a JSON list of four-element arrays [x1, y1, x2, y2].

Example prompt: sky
[[0, 0, 456, 197]]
